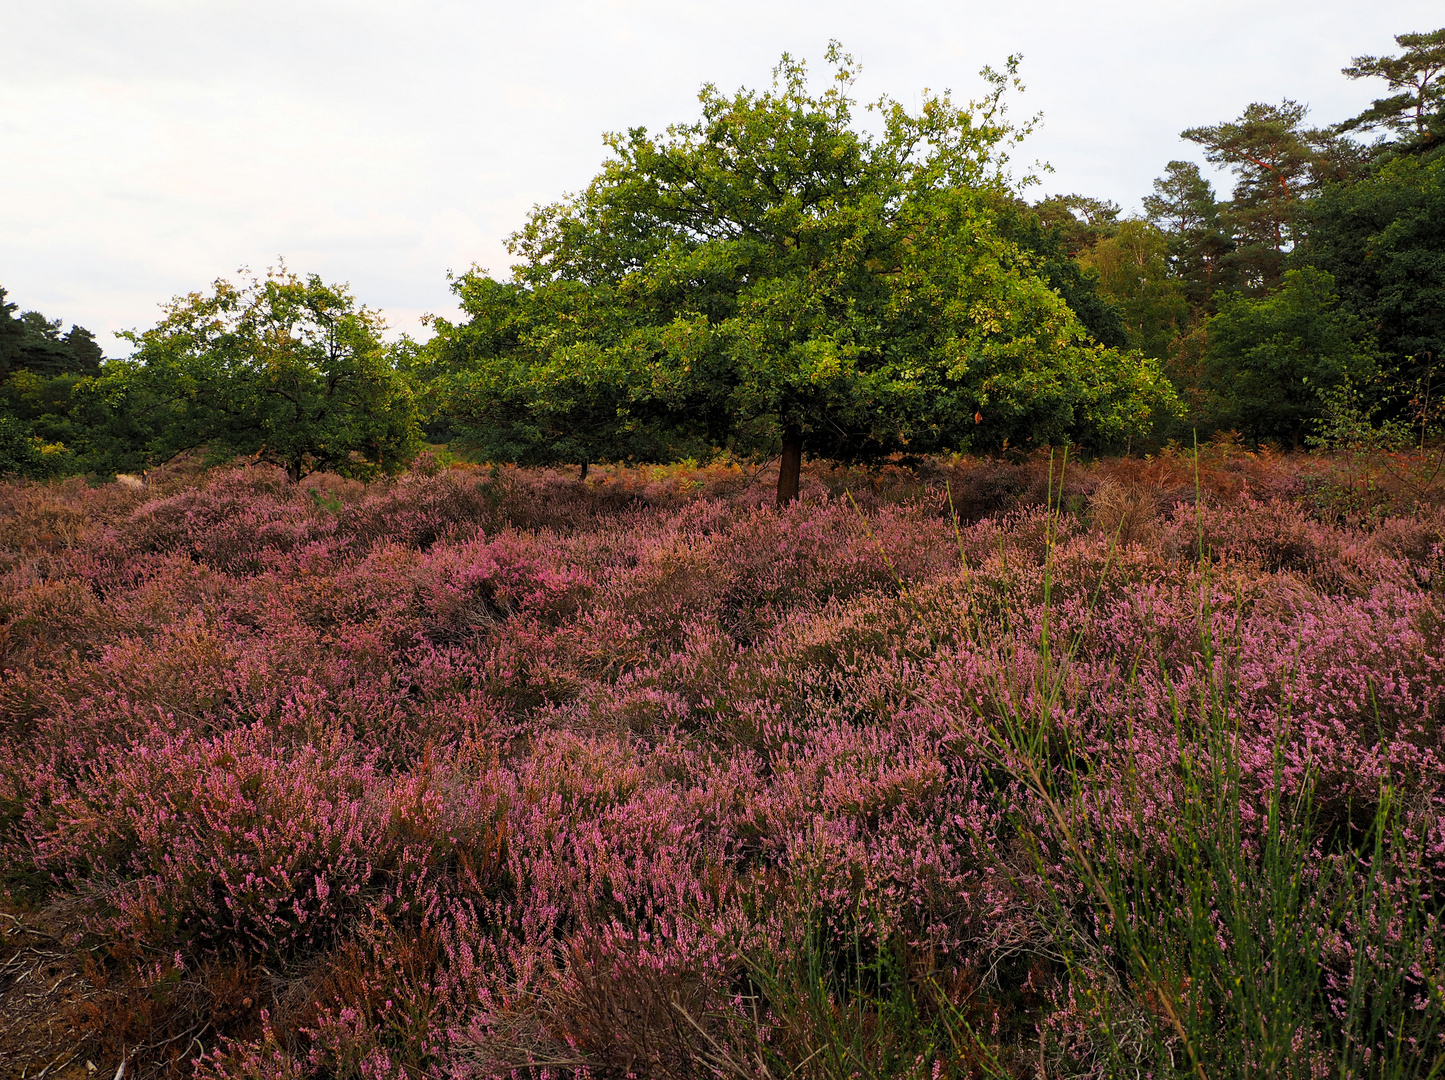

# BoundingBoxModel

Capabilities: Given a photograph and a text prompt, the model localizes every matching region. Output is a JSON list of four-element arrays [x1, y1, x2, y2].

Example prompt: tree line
[[3, 29, 1441, 503]]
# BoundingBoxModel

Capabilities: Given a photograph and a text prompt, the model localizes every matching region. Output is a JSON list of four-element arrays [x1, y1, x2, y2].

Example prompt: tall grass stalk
[[945, 445, 1444, 1079]]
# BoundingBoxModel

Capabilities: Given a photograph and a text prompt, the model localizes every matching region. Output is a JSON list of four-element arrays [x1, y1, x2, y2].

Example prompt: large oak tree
[[437, 48, 1176, 503]]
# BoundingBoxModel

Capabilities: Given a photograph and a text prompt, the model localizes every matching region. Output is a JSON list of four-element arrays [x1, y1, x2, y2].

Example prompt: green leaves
[[1079, 219, 1190, 359], [1183, 101, 1333, 294], [1302, 148, 1445, 383], [1202, 267, 1382, 446], [118, 267, 422, 480], [1339, 29, 1445, 149], [435, 48, 1175, 499]]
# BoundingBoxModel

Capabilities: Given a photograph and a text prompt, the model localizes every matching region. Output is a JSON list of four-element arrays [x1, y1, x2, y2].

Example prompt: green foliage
[[1031, 193, 1125, 253], [988, 194, 1130, 348], [0, 285, 111, 477], [0, 369, 92, 470], [1079, 219, 1189, 359], [1183, 101, 1339, 293], [1144, 31, 1445, 443], [0, 285, 105, 383], [1143, 161, 1236, 313], [436, 47, 1177, 500], [429, 273, 711, 470], [1201, 267, 1381, 446], [0, 413, 70, 478], [1338, 28, 1445, 152], [118, 267, 422, 480], [1302, 147, 1445, 384]]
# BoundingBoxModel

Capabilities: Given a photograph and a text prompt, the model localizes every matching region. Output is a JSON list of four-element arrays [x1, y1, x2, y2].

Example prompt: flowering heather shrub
[[0, 452, 1442, 1077]]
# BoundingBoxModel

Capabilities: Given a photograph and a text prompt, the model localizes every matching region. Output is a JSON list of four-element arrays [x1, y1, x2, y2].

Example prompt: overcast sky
[[1, 0, 1439, 352]]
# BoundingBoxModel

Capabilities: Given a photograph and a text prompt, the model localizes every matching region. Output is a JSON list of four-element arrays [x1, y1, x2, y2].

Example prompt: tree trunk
[[776, 424, 803, 507], [579, 461, 589, 482]]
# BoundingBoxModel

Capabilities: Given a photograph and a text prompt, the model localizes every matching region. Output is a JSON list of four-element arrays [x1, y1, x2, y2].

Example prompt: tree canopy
[[118, 268, 422, 480], [434, 48, 1176, 502], [1339, 29, 1445, 151], [10, 28, 1445, 482], [987, 193, 1129, 349], [0, 287, 105, 383], [1202, 267, 1381, 447], [1300, 149, 1445, 391]]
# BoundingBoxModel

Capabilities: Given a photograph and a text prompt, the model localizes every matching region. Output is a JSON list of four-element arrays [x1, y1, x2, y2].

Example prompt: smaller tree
[[1143, 161, 1236, 312], [1079, 219, 1189, 359], [1202, 267, 1381, 447], [121, 268, 421, 480]]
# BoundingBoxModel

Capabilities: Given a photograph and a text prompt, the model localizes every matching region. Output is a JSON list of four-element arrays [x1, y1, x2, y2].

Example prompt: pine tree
[[1183, 102, 1320, 293], [1338, 28, 1445, 151], [1143, 161, 1236, 311]]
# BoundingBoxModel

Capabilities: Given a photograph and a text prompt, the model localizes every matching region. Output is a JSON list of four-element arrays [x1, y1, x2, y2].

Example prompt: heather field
[[1, 451, 1444, 1079]]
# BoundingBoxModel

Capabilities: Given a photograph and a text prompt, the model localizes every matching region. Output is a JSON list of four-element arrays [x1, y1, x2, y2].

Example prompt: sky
[[1, 0, 1440, 353]]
